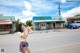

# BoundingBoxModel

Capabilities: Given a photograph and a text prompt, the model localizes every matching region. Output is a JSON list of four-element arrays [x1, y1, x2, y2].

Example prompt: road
[[0, 29, 80, 53]]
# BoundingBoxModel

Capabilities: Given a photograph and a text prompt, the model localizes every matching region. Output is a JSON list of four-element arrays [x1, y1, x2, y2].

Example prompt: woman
[[16, 23, 31, 53]]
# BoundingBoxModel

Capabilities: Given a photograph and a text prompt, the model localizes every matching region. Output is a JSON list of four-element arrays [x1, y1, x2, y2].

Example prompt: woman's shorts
[[19, 41, 29, 52]]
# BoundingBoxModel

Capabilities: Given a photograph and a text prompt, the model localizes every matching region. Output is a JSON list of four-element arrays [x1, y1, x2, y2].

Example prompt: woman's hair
[[15, 23, 23, 32]]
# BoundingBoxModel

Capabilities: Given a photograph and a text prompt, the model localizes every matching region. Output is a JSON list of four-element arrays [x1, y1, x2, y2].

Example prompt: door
[[41, 23, 46, 30]]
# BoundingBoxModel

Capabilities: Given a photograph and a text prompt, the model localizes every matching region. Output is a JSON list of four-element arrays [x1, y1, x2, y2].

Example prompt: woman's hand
[[27, 26, 32, 33]]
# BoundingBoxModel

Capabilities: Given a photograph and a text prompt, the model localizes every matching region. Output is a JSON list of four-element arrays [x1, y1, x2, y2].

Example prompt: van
[[71, 21, 80, 27]]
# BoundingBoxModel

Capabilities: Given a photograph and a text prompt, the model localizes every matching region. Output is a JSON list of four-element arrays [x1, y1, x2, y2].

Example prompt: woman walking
[[16, 23, 31, 53]]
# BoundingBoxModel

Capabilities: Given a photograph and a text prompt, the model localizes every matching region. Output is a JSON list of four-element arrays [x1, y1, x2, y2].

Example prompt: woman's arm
[[21, 28, 30, 39]]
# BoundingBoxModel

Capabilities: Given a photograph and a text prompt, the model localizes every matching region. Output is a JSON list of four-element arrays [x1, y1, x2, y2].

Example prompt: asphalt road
[[0, 29, 80, 53]]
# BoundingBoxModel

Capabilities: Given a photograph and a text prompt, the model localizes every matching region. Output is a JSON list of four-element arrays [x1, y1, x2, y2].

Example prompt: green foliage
[[26, 20, 32, 26], [75, 14, 80, 16], [15, 19, 21, 29], [16, 19, 21, 24]]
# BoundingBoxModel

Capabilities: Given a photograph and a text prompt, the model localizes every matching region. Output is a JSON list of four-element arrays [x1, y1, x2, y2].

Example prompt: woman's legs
[[21, 47, 31, 53], [26, 47, 31, 53], [21, 48, 26, 53]]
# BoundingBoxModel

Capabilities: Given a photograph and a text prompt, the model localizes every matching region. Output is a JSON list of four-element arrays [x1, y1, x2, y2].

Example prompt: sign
[[66, 0, 80, 2], [40, 17, 45, 20]]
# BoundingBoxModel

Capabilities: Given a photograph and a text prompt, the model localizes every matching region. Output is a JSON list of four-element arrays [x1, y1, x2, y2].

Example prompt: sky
[[0, 0, 80, 23]]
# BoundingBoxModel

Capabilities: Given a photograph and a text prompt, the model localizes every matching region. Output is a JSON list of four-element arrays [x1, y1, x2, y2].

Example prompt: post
[[58, 3, 61, 17]]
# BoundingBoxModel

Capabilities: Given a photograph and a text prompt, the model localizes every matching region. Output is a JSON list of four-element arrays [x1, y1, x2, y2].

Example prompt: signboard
[[66, 0, 80, 2], [40, 17, 45, 20]]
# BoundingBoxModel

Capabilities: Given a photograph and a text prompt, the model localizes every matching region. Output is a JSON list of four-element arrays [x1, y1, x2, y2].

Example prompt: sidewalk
[[31, 29, 61, 34], [32, 44, 80, 53]]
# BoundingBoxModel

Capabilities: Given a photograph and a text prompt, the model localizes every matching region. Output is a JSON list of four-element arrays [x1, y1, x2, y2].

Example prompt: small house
[[0, 14, 16, 33], [32, 16, 65, 30]]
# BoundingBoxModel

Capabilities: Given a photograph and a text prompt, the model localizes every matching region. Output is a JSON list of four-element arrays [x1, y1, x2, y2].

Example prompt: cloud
[[0, 0, 25, 19], [0, 0, 24, 7], [22, 1, 36, 17], [31, 0, 56, 12], [61, 6, 80, 18], [21, 1, 36, 23], [61, 0, 66, 3], [20, 17, 32, 23], [28, 0, 58, 16], [23, 1, 32, 10], [22, 10, 36, 17]]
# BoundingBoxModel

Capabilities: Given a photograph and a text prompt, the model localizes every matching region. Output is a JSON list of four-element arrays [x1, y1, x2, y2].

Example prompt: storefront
[[0, 14, 16, 33], [0, 20, 12, 31], [32, 16, 65, 30]]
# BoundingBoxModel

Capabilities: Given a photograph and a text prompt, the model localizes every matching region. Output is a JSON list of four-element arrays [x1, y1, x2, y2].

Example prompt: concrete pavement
[[0, 29, 80, 53], [32, 44, 80, 53]]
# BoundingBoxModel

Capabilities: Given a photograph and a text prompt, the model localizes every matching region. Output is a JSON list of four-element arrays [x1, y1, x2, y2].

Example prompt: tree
[[75, 14, 80, 16], [15, 19, 21, 25], [15, 19, 21, 30], [26, 20, 32, 26]]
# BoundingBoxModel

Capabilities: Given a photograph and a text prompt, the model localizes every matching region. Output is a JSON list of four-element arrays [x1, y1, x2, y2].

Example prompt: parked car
[[66, 24, 79, 29], [71, 21, 80, 27]]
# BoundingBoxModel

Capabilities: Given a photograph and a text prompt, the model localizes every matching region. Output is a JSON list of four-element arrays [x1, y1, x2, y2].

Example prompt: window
[[76, 22, 80, 23]]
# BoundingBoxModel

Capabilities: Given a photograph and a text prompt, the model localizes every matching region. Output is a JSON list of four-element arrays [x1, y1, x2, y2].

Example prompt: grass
[[0, 31, 9, 35]]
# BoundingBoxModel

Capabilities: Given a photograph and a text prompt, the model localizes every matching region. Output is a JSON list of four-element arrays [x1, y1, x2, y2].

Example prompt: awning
[[33, 20, 65, 23], [0, 20, 12, 25]]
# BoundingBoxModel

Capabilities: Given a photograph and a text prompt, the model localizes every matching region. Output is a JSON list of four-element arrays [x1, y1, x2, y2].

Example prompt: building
[[32, 16, 65, 30], [0, 14, 16, 33], [67, 16, 80, 24]]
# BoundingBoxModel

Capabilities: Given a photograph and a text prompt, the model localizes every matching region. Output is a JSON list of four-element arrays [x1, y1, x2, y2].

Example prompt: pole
[[58, 3, 61, 17]]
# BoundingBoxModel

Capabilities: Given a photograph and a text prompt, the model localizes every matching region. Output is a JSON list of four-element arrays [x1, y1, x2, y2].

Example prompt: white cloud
[[61, 0, 66, 3], [22, 1, 36, 17], [21, 1, 36, 23], [0, 0, 24, 7], [22, 10, 36, 17], [31, 0, 56, 12], [61, 6, 80, 19], [23, 1, 32, 10], [20, 17, 32, 23]]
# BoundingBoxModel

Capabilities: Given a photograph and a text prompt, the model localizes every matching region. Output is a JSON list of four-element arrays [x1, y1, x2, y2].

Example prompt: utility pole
[[58, 3, 62, 20], [58, 3, 61, 17]]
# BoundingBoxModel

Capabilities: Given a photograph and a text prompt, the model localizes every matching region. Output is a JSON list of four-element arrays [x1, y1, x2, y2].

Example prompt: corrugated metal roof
[[0, 20, 12, 25]]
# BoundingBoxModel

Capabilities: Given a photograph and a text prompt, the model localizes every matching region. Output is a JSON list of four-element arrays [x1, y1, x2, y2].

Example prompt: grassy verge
[[0, 31, 9, 35]]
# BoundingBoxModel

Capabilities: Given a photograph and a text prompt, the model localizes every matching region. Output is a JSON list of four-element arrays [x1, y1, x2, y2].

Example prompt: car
[[71, 21, 80, 27], [66, 24, 79, 29]]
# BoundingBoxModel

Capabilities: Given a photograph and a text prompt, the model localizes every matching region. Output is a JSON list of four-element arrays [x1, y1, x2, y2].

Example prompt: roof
[[0, 14, 15, 21], [0, 20, 12, 25], [67, 17, 80, 21]]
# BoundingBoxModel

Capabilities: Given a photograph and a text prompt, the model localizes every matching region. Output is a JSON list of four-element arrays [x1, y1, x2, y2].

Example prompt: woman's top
[[18, 29, 28, 42]]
